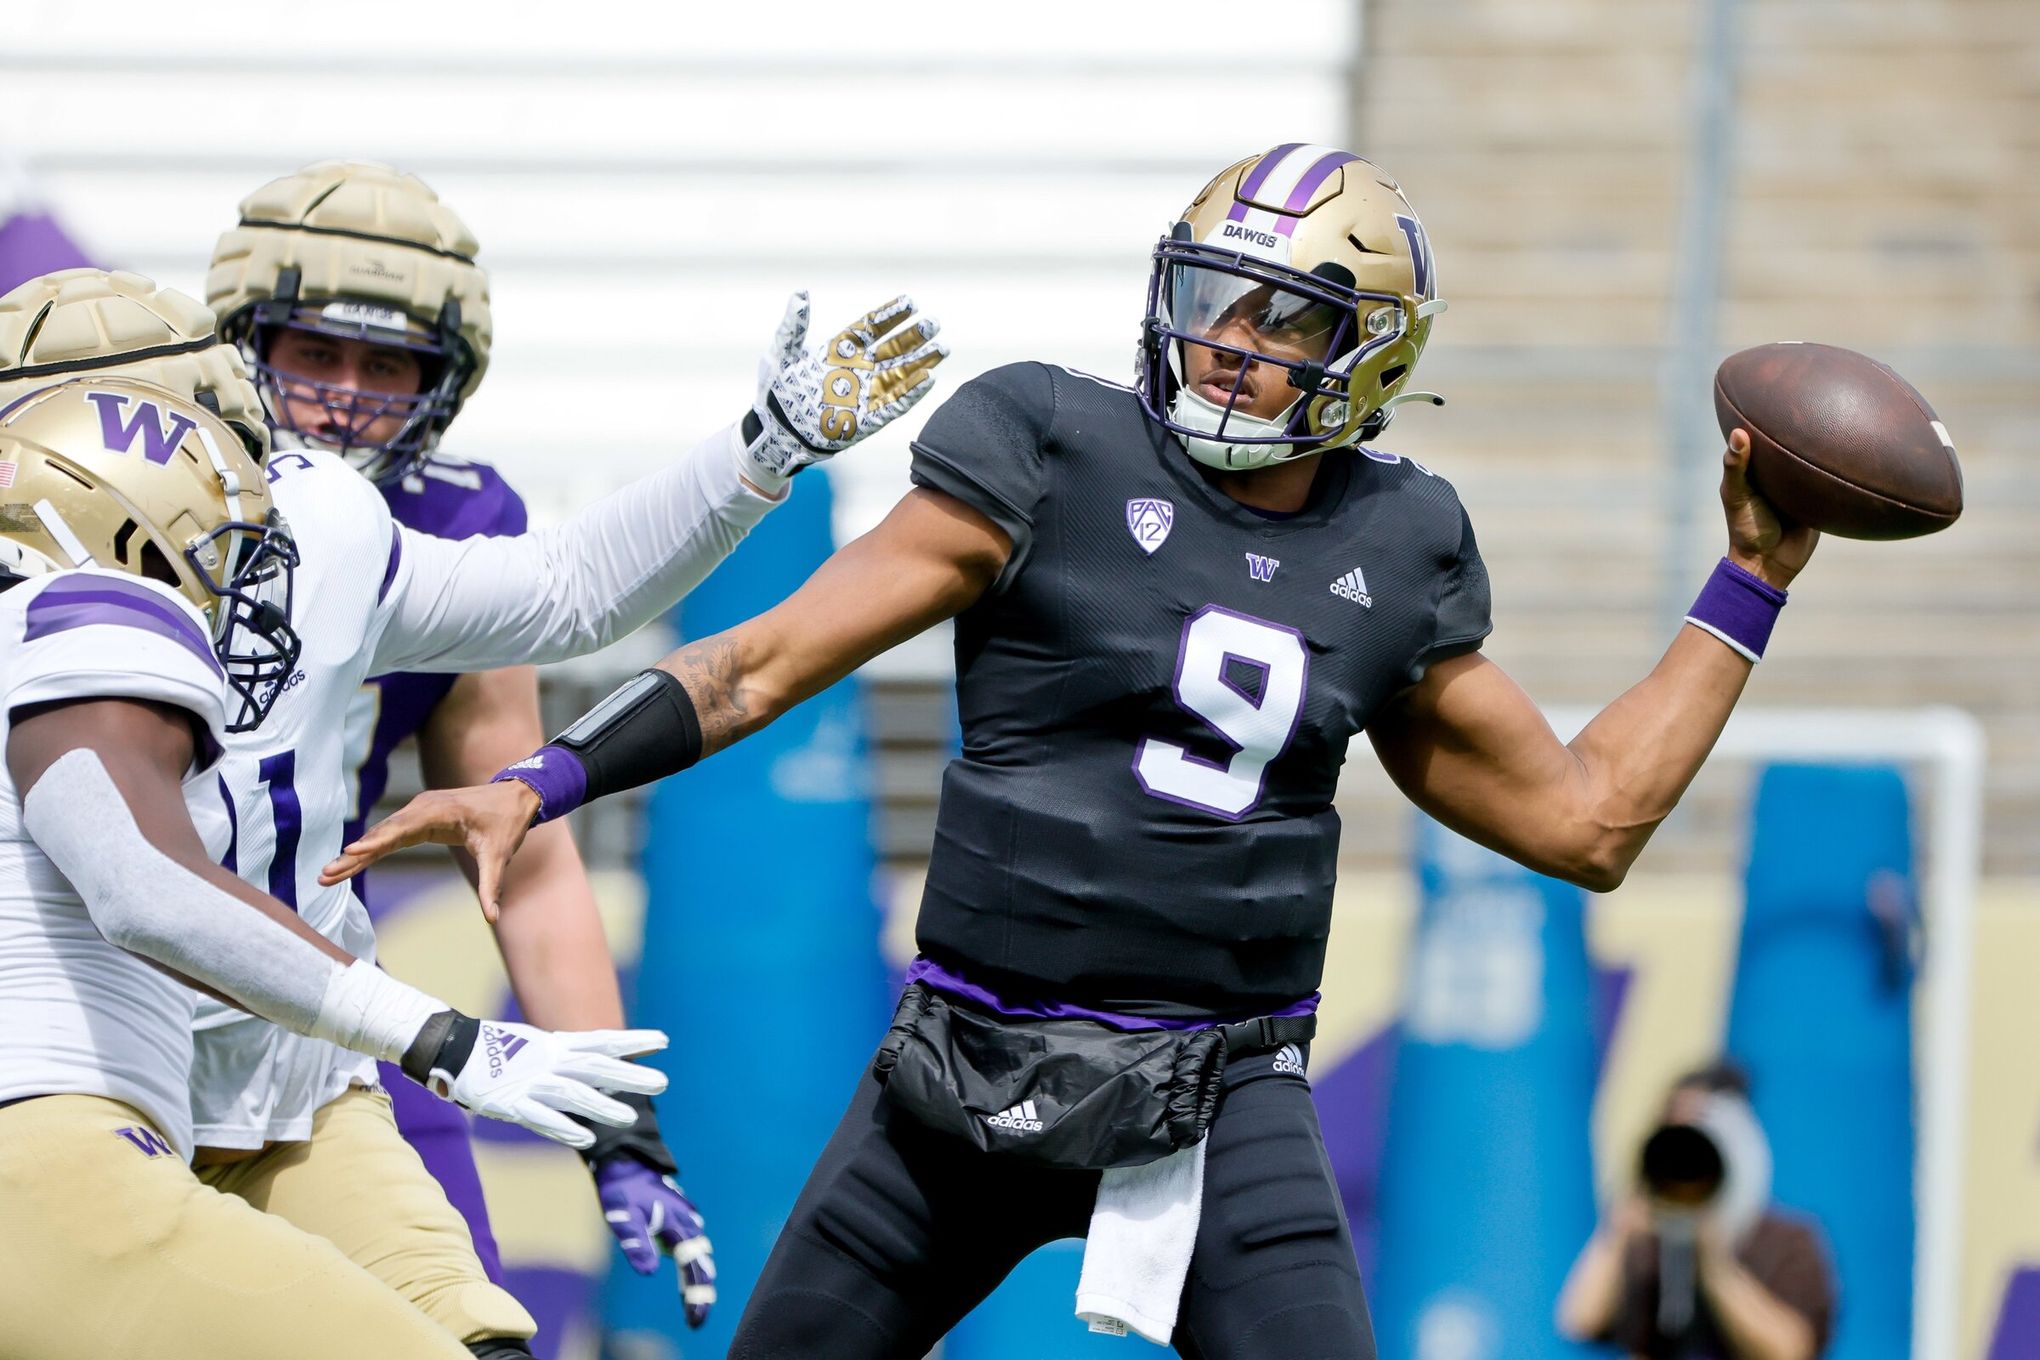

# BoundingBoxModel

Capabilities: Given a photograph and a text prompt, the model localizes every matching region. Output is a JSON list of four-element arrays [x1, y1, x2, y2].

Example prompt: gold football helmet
[[1138, 144, 1447, 471], [206, 159, 492, 484], [0, 269, 268, 459], [0, 376, 301, 730]]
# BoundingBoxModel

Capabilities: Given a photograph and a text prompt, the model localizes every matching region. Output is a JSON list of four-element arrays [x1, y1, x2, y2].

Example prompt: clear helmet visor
[[1166, 269, 1352, 367], [1155, 256, 1404, 447]]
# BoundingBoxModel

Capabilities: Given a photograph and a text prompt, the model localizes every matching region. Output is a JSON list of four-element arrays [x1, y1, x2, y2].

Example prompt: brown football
[[1713, 342, 1963, 540]]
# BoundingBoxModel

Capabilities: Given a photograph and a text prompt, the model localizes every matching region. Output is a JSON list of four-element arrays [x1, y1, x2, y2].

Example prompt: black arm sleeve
[[909, 362, 1057, 591], [556, 668, 702, 802]]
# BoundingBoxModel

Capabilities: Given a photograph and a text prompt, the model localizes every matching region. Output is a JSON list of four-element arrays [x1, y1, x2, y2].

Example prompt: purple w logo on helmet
[[86, 391, 199, 465]]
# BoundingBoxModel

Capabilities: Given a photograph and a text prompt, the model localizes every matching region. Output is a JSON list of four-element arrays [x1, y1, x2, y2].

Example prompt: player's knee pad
[[1193, 1094, 1356, 1294]]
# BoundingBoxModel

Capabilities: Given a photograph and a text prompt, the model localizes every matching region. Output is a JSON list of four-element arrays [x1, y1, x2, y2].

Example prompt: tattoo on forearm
[[667, 635, 750, 756]]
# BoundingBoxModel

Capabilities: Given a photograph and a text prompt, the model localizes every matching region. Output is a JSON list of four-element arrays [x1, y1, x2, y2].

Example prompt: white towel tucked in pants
[[1075, 1139, 1207, 1344]]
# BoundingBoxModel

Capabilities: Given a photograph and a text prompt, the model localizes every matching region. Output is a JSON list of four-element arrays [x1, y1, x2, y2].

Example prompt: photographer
[[1558, 1063, 1836, 1360]]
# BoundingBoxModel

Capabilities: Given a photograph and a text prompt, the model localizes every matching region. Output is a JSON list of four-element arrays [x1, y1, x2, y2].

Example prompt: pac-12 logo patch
[[1126, 498, 1174, 555]]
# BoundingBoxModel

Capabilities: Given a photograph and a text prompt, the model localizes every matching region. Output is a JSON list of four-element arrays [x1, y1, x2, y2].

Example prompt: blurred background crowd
[[3, 1, 2034, 1357]]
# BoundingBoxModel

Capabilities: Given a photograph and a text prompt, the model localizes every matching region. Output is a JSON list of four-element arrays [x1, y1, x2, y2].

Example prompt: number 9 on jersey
[[1133, 606, 1310, 820]]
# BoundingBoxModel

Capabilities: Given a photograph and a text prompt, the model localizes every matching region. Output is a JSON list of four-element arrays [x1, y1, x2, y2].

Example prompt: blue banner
[[605, 472, 893, 1357], [1371, 818, 1599, 1360], [1726, 763, 1916, 1360]]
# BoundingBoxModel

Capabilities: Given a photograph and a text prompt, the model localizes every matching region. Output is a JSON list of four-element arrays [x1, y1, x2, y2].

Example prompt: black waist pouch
[[870, 982, 1315, 1171]]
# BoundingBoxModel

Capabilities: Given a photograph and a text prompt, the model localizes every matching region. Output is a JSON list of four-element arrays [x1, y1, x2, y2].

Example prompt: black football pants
[[727, 1049, 1376, 1359]]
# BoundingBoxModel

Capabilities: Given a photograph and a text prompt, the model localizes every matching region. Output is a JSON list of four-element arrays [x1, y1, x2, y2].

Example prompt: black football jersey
[[908, 362, 1490, 1020]]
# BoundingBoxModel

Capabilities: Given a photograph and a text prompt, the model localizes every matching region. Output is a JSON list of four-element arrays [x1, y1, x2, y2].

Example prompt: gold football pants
[[0, 1093, 471, 1360], [196, 1085, 536, 1345]]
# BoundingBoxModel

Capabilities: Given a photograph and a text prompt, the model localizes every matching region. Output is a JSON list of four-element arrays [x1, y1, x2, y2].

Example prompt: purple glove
[[595, 1155, 716, 1327]]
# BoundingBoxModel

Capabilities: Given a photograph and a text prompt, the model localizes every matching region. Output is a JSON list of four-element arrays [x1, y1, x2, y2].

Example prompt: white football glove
[[308, 959, 670, 1150], [741, 291, 947, 490], [420, 1019, 671, 1150]]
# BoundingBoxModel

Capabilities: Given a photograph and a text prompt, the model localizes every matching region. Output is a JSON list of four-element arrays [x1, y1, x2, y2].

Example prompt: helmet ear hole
[[111, 518, 140, 566], [1379, 363, 1407, 390], [136, 539, 179, 588], [230, 421, 267, 461]]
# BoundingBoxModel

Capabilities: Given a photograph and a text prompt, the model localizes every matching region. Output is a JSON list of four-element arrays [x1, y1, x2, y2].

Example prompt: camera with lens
[[1640, 1121, 1726, 1207]]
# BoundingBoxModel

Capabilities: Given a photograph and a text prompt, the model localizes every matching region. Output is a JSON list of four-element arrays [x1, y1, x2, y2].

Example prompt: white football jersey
[[188, 432, 772, 1147], [0, 568, 231, 1160], [188, 451, 399, 1147]]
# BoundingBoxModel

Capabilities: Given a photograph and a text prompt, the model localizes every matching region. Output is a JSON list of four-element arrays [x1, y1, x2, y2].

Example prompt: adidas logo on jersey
[[1329, 568, 1372, 607], [984, 1099, 1044, 1133], [1271, 1043, 1307, 1077]]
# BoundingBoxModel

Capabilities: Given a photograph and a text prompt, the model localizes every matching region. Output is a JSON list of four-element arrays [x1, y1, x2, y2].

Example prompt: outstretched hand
[[319, 780, 540, 921], [437, 1022, 669, 1150], [1720, 428, 1819, 590], [742, 291, 948, 487]]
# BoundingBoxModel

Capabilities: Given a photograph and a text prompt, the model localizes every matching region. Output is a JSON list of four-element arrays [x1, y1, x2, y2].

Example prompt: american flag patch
[[0, 462, 17, 488]]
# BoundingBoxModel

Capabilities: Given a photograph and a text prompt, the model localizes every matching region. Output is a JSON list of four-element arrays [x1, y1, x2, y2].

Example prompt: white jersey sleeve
[[5, 569, 229, 759], [0, 568, 233, 1160], [369, 422, 776, 675]]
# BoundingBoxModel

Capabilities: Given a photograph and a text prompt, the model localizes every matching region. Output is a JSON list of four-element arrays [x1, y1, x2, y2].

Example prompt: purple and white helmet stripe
[[1226, 142, 1304, 223], [1275, 150, 1363, 234], [1221, 144, 1363, 241]]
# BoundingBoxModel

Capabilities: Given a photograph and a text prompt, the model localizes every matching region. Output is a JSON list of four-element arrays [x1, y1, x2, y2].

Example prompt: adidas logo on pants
[[984, 1099, 1044, 1133]]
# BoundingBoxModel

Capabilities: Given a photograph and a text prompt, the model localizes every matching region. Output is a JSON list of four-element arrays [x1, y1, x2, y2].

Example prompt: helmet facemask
[[187, 510, 301, 732], [1142, 235, 1414, 472], [244, 287, 471, 486]]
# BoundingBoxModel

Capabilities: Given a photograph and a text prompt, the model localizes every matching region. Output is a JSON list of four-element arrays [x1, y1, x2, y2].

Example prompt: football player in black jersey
[[326, 144, 1818, 1359]]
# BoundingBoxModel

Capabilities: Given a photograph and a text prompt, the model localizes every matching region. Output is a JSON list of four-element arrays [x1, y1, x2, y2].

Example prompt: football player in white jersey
[[0, 214, 941, 1355], [0, 376, 670, 1360], [204, 162, 724, 1336]]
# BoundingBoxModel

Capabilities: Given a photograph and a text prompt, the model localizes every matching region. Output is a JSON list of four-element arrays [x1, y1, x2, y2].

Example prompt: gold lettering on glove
[[820, 331, 867, 443]]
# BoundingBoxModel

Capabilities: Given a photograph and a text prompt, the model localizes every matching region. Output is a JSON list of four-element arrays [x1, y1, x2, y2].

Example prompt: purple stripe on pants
[[380, 1061, 507, 1284], [1227, 142, 1305, 221]]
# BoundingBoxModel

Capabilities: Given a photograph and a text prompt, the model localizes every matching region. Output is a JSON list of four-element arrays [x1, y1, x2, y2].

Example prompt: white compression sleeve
[[371, 421, 778, 675], [22, 749, 442, 1061]]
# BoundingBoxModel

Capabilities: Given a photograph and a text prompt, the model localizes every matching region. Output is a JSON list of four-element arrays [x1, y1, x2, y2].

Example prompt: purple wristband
[[1685, 557, 1788, 662], [492, 744, 588, 825]]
